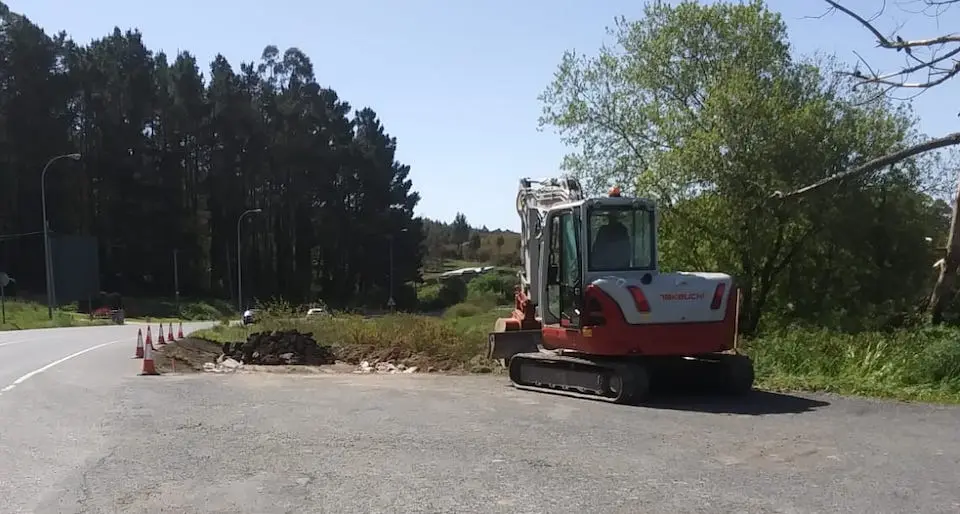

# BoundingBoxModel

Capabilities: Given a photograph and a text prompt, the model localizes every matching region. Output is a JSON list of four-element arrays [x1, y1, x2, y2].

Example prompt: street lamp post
[[41, 153, 81, 320], [236, 208, 262, 313], [388, 228, 409, 311]]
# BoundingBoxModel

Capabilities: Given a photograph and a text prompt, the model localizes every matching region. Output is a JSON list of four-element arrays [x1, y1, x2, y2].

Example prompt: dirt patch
[[153, 338, 223, 373], [153, 330, 492, 375], [333, 343, 464, 373]]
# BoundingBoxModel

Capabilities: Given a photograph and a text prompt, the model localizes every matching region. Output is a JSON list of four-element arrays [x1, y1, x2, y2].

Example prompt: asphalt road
[[2, 325, 960, 513]]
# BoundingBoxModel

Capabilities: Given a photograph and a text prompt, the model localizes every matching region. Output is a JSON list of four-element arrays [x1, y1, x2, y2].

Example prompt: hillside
[[421, 214, 522, 270]]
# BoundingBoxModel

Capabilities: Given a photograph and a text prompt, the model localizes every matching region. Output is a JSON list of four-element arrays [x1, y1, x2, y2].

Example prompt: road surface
[[1, 324, 960, 513]]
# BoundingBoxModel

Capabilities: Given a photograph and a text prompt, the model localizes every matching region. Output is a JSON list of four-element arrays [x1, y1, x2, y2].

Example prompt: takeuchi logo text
[[659, 292, 705, 301]]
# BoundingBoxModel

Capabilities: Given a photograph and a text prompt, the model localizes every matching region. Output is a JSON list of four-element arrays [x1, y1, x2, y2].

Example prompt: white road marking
[[0, 340, 121, 395], [0, 336, 51, 348], [0, 339, 31, 348]]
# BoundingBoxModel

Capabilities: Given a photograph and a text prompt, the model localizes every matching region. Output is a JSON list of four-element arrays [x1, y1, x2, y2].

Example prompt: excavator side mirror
[[547, 263, 559, 284]]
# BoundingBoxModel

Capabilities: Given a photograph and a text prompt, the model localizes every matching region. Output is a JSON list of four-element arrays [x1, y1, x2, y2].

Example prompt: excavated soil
[[152, 329, 481, 375], [152, 338, 224, 373]]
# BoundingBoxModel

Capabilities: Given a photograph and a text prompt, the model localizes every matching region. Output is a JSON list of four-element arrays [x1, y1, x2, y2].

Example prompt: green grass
[[192, 285, 513, 372], [745, 325, 960, 404], [0, 299, 112, 331], [192, 310, 500, 372], [0, 296, 236, 331]]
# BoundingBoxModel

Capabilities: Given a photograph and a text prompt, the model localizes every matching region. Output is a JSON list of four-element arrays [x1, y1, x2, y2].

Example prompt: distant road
[[2, 324, 960, 513]]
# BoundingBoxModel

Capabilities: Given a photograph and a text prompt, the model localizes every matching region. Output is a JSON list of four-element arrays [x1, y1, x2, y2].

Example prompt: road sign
[[386, 296, 396, 307], [0, 272, 11, 324]]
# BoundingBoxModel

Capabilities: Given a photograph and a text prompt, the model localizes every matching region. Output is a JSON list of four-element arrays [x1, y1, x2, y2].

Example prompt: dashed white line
[[0, 340, 122, 395]]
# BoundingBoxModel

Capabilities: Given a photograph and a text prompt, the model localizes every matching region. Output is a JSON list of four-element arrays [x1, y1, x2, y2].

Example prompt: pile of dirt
[[153, 338, 224, 373], [223, 329, 336, 366]]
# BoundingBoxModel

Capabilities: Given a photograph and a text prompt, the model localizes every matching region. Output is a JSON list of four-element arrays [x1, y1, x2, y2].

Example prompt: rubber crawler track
[[506, 351, 754, 404]]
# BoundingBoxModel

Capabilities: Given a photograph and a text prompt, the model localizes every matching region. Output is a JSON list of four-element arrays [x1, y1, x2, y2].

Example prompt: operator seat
[[592, 220, 631, 269]]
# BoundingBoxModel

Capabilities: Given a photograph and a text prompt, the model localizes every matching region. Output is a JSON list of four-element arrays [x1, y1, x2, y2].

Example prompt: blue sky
[[7, 0, 957, 231]]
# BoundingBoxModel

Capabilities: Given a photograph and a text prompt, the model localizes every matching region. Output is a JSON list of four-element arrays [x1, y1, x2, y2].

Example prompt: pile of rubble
[[354, 360, 418, 374], [229, 329, 336, 365], [203, 330, 336, 372]]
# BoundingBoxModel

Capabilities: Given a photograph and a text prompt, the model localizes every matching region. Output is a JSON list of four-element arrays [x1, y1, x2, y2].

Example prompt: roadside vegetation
[[0, 296, 235, 331], [0, 298, 112, 330], [186, 265, 960, 403]]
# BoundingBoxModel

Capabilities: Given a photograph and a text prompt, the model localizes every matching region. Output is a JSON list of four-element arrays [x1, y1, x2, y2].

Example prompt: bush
[[466, 271, 516, 305], [438, 278, 468, 305], [418, 278, 469, 311], [122, 296, 235, 320]]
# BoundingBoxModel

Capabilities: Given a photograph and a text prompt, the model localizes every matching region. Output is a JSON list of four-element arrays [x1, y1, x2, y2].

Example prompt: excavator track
[[507, 351, 650, 405], [506, 351, 755, 404]]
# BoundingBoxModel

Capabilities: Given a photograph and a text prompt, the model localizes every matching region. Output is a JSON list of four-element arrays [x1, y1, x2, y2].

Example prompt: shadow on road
[[503, 383, 830, 415], [640, 390, 830, 415]]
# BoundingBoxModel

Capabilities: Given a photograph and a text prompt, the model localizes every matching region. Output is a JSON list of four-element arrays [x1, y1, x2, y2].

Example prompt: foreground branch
[[824, 1, 960, 91], [772, 131, 960, 200], [824, 1, 960, 50]]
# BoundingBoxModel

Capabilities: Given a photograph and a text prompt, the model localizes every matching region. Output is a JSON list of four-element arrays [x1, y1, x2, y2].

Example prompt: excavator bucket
[[487, 329, 542, 361]]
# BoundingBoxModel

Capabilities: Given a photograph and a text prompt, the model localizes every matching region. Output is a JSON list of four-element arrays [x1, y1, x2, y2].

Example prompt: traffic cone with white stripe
[[145, 326, 153, 348], [177, 322, 184, 339], [167, 323, 175, 341], [158, 323, 166, 345], [140, 338, 160, 376], [134, 329, 144, 359]]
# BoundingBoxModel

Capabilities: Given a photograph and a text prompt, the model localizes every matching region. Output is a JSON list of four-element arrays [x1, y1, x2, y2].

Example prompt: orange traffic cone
[[158, 323, 166, 345], [134, 329, 144, 359], [140, 339, 160, 376], [146, 326, 153, 348], [168, 323, 175, 341], [177, 322, 184, 339]]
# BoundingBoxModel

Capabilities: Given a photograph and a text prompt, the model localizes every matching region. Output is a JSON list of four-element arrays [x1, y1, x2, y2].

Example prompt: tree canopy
[[0, 2, 423, 310], [539, 0, 953, 333]]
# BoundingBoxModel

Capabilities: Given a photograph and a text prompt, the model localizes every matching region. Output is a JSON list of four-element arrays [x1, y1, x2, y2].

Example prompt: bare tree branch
[[824, 0, 960, 91], [773, 132, 960, 200]]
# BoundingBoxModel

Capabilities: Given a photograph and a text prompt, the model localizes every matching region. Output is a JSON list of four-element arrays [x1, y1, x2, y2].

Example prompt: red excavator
[[487, 177, 754, 404]]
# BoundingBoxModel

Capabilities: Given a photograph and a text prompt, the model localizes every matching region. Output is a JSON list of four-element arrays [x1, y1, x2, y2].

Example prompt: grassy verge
[[192, 307, 503, 373], [0, 299, 113, 331], [0, 296, 236, 331], [191, 311, 960, 403], [745, 325, 960, 404]]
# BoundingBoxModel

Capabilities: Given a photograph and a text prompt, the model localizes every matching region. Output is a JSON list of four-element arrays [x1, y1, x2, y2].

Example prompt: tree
[[467, 233, 482, 260], [775, 0, 960, 201], [805, 0, 960, 323], [451, 212, 470, 258], [0, 3, 424, 311], [495, 234, 505, 256], [538, 0, 948, 333]]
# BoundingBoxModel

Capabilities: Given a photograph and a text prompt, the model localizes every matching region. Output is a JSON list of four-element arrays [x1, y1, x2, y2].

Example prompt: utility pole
[[173, 249, 180, 315], [41, 153, 81, 319], [0, 272, 13, 325], [387, 228, 409, 312], [388, 235, 395, 312], [236, 208, 262, 313]]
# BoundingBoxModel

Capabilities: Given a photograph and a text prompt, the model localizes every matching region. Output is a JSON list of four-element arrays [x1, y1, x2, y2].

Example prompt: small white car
[[305, 307, 329, 318]]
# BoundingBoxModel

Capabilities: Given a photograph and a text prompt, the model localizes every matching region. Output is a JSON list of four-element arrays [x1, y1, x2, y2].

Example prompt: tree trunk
[[929, 176, 960, 324]]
